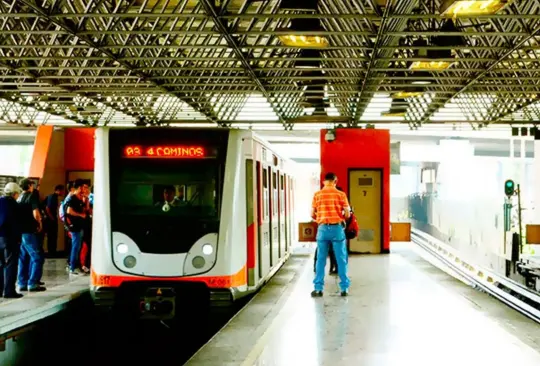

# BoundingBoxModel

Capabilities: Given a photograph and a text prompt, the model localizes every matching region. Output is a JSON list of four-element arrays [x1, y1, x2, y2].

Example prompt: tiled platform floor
[[190, 244, 540, 366], [0, 259, 89, 334]]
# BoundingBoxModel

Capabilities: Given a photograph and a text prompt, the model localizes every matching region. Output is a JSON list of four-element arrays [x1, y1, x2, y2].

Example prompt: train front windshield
[[108, 129, 228, 254]]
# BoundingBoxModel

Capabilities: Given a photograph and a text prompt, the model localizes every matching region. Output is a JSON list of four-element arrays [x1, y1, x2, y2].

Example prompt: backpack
[[345, 212, 359, 239], [59, 196, 69, 224]]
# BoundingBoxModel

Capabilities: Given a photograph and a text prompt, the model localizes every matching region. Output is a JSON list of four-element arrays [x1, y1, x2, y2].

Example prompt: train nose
[[142, 300, 174, 314], [139, 287, 176, 319]]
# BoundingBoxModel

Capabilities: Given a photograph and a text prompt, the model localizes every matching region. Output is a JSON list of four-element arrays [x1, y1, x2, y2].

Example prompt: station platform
[[0, 259, 89, 339], [187, 244, 540, 366]]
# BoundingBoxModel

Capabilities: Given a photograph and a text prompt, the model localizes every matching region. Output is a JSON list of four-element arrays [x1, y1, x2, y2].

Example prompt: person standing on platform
[[64, 179, 88, 275], [44, 184, 65, 257], [17, 178, 46, 292], [312, 185, 348, 274], [311, 172, 351, 297], [0, 183, 24, 298]]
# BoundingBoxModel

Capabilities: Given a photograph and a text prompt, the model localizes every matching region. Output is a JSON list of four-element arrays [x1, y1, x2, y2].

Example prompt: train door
[[259, 164, 271, 278], [283, 174, 289, 254], [279, 173, 286, 259], [288, 177, 296, 251], [269, 168, 279, 267], [275, 171, 281, 259], [289, 176, 294, 250], [349, 170, 382, 254], [246, 159, 258, 287]]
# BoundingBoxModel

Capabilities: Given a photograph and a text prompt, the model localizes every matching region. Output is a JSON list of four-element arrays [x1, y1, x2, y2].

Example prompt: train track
[[411, 229, 540, 324]]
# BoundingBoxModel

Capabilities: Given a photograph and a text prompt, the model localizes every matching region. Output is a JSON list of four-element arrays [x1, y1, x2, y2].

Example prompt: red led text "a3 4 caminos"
[[124, 145, 206, 158]]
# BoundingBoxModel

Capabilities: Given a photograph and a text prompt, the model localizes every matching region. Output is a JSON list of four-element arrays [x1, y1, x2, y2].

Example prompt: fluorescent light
[[392, 91, 423, 99], [278, 19, 329, 48], [440, 0, 510, 17], [412, 80, 432, 85], [381, 111, 406, 117], [410, 61, 454, 71], [278, 35, 329, 48]]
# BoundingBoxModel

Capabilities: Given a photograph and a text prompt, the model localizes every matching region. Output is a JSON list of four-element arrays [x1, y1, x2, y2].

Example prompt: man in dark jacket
[[17, 178, 46, 292], [0, 182, 23, 298]]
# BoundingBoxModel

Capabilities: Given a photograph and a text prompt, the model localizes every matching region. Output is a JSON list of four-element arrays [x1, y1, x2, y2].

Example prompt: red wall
[[320, 128, 391, 253], [64, 128, 96, 171]]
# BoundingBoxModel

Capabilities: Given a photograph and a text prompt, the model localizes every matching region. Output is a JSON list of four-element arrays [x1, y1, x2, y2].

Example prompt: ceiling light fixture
[[440, 0, 512, 17], [381, 111, 407, 117], [278, 19, 329, 48], [409, 61, 454, 71], [408, 27, 463, 71], [391, 91, 423, 99], [412, 80, 432, 85]]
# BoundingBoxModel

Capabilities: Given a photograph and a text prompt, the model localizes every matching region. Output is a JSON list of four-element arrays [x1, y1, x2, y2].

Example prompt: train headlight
[[202, 244, 214, 256], [182, 233, 218, 276], [192, 256, 206, 269], [124, 255, 137, 268], [117, 244, 129, 254]]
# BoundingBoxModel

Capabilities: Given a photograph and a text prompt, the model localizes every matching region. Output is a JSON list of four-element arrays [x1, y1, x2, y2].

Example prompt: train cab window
[[111, 159, 223, 254], [116, 166, 218, 217]]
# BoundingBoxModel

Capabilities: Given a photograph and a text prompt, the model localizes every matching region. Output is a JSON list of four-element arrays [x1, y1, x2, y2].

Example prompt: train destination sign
[[123, 145, 212, 159]]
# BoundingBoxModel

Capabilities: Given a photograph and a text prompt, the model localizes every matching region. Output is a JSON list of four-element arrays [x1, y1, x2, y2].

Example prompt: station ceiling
[[1, 0, 540, 130]]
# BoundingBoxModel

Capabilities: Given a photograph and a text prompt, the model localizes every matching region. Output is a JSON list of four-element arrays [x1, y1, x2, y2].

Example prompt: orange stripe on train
[[91, 265, 247, 289]]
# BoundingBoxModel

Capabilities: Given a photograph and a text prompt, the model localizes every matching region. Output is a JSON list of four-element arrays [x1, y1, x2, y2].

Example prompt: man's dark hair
[[164, 185, 175, 193], [55, 184, 65, 192], [324, 172, 337, 182], [73, 179, 86, 189], [19, 178, 34, 191]]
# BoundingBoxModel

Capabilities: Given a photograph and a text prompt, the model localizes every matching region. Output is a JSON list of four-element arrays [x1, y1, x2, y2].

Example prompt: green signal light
[[504, 179, 515, 196]]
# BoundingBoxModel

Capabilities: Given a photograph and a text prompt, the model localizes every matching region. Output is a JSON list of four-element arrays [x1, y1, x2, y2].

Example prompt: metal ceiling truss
[[2, 0, 540, 129]]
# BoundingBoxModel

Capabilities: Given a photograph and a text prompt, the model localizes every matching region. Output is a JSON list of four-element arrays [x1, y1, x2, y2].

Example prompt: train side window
[[263, 167, 269, 217], [280, 175, 284, 190], [272, 172, 277, 214]]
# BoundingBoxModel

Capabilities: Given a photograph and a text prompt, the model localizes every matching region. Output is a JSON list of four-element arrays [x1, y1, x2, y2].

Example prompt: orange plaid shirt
[[312, 186, 350, 225]]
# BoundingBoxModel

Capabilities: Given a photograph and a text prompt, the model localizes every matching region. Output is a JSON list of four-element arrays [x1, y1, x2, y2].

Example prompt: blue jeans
[[18, 233, 45, 289], [69, 230, 83, 271], [314, 224, 350, 292]]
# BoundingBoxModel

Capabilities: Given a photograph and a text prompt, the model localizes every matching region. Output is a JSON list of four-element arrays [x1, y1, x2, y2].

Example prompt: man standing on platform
[[17, 178, 46, 292], [311, 172, 351, 297], [0, 183, 24, 298]]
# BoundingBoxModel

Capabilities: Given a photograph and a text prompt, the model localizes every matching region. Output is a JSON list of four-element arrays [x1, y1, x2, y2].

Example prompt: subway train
[[90, 127, 297, 320]]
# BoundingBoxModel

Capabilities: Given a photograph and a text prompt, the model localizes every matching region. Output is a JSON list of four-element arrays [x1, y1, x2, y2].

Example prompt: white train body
[[90, 127, 296, 317]]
